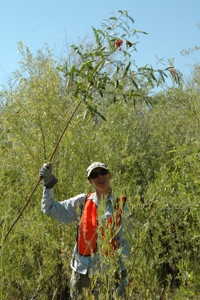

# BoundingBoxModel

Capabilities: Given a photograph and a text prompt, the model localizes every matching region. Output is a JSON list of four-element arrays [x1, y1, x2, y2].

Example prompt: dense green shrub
[[1, 11, 200, 300]]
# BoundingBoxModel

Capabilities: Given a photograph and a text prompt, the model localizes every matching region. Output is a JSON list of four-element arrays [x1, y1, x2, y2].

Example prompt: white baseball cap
[[87, 162, 108, 177]]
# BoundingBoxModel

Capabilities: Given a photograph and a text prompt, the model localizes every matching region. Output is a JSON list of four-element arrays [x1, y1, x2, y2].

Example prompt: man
[[40, 161, 130, 299]]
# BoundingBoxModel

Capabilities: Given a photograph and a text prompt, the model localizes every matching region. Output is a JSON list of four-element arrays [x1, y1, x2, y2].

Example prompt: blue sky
[[1, 0, 199, 85]]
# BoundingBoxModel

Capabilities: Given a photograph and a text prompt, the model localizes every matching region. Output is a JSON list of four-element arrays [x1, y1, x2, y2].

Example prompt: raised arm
[[40, 162, 86, 223]]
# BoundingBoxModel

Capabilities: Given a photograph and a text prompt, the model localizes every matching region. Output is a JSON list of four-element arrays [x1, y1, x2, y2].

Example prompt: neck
[[95, 187, 112, 201]]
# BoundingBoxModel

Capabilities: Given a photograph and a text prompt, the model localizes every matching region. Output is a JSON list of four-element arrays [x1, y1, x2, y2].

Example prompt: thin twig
[[1, 101, 81, 247]]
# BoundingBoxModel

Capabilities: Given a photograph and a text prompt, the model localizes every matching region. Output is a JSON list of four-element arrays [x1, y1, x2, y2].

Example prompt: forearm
[[41, 187, 56, 215], [41, 187, 86, 223]]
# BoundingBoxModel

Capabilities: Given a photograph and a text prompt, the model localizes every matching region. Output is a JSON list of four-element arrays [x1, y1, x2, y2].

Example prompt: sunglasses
[[89, 169, 109, 179]]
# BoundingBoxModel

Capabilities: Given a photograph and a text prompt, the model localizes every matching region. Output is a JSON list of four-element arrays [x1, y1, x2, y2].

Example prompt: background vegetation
[[1, 10, 200, 299]]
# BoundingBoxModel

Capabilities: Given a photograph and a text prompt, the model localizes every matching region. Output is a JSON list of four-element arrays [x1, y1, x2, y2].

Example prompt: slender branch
[[1, 101, 81, 247]]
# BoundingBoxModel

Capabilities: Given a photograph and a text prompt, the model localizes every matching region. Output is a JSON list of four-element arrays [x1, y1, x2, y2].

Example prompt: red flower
[[115, 39, 123, 48], [170, 69, 175, 74]]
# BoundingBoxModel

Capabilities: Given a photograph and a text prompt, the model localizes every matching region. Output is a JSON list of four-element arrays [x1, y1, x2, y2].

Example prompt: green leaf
[[123, 62, 131, 77], [150, 71, 157, 82], [79, 60, 95, 72], [97, 29, 105, 37], [86, 103, 106, 120], [70, 44, 79, 51], [99, 90, 104, 97], [127, 14, 135, 24], [114, 66, 120, 76], [128, 89, 134, 99], [136, 30, 148, 35], [166, 150, 177, 154], [69, 65, 76, 79], [165, 65, 174, 70], [96, 110, 107, 121], [130, 77, 138, 89], [109, 17, 117, 21], [115, 79, 119, 88], [92, 26, 102, 47]]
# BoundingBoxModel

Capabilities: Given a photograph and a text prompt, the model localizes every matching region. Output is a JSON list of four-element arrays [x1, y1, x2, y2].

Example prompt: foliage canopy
[[0, 10, 199, 300]]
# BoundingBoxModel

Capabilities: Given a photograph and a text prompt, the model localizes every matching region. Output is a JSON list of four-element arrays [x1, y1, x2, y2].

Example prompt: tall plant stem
[[1, 101, 81, 247]]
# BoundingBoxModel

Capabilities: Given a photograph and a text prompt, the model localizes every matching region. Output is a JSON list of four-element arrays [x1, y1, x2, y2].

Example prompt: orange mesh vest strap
[[104, 196, 127, 253], [77, 194, 98, 256], [107, 196, 127, 227]]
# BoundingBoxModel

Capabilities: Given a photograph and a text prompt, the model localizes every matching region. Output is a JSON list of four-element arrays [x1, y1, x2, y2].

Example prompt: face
[[88, 167, 112, 195]]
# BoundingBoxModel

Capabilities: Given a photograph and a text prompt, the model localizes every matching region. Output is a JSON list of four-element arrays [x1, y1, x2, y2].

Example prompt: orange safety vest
[[77, 193, 126, 256]]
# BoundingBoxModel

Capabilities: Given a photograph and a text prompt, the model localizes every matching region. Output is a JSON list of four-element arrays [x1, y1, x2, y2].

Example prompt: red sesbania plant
[[115, 39, 123, 50], [57, 10, 182, 119], [115, 39, 133, 50]]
